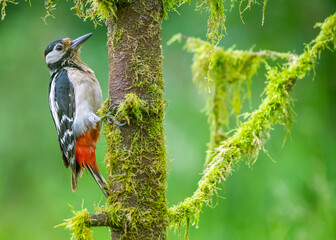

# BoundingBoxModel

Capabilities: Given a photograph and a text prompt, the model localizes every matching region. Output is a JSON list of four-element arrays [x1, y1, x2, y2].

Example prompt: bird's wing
[[48, 69, 76, 169]]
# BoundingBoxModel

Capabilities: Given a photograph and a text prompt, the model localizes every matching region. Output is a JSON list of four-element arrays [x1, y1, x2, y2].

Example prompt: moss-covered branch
[[62, 209, 94, 240], [61, 205, 125, 240], [169, 33, 296, 165], [167, 12, 336, 229]]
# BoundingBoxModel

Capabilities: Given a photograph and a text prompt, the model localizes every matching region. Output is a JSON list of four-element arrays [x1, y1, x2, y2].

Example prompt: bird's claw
[[101, 103, 127, 127], [105, 113, 127, 126]]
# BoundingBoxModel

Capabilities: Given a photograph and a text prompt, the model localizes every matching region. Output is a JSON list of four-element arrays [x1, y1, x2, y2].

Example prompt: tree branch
[[88, 214, 118, 228], [62, 207, 126, 240], [168, 12, 336, 228], [169, 33, 296, 60]]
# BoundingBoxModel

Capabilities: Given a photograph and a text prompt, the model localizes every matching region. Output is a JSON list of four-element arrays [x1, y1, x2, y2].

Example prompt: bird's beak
[[70, 33, 93, 50]]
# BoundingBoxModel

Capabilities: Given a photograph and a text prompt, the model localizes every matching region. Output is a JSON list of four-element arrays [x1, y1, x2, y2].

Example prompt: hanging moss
[[70, 0, 117, 26], [167, 12, 336, 232], [262, 0, 268, 26], [169, 34, 295, 166], [1, 0, 267, 37], [0, 0, 32, 21], [2, 0, 333, 239], [163, 0, 268, 43], [41, 0, 56, 22]]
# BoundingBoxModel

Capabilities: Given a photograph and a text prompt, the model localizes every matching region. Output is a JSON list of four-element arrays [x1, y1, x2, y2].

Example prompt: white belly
[[66, 68, 103, 137]]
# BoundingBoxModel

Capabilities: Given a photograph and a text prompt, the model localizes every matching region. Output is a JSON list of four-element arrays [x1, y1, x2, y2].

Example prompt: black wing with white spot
[[48, 69, 76, 168]]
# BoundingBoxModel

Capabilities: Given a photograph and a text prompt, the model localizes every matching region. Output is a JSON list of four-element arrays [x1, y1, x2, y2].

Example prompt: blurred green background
[[0, 1, 335, 239]]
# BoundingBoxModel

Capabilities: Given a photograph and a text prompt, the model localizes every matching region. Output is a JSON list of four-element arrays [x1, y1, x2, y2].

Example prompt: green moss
[[262, 0, 268, 26], [98, 91, 167, 237], [170, 35, 295, 166], [96, 6, 167, 234], [163, 0, 268, 43], [111, 28, 123, 47], [129, 39, 165, 96], [84, 86, 168, 238], [0, 0, 27, 21], [42, 0, 56, 23], [95, 202, 128, 228], [62, 208, 93, 240], [70, 0, 131, 26], [70, 0, 114, 26], [73, 3, 168, 237], [167, 12, 336, 232], [117, 93, 149, 122], [1, 0, 267, 39]]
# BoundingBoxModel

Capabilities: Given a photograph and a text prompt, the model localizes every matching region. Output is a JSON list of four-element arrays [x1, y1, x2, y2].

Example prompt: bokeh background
[[0, 1, 335, 239]]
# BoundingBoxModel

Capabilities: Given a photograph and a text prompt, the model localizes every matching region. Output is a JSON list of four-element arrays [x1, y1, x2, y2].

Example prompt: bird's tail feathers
[[87, 165, 109, 198], [71, 171, 79, 192], [71, 164, 82, 192]]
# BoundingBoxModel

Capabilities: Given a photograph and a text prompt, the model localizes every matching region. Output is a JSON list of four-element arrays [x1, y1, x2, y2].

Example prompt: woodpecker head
[[44, 33, 92, 71]]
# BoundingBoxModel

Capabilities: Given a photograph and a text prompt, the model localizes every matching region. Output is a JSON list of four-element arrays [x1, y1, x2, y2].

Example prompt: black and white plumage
[[45, 33, 108, 197], [49, 69, 76, 169]]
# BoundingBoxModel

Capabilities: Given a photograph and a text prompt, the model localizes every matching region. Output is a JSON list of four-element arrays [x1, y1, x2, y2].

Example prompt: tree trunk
[[106, 1, 167, 239]]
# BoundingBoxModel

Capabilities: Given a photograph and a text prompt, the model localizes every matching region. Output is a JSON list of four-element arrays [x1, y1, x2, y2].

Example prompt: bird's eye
[[55, 45, 63, 51]]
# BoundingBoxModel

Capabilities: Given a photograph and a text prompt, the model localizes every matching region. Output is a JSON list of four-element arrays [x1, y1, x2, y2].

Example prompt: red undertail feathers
[[72, 128, 108, 197]]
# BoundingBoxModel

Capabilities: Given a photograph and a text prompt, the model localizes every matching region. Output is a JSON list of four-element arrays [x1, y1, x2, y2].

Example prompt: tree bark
[[106, 1, 167, 239]]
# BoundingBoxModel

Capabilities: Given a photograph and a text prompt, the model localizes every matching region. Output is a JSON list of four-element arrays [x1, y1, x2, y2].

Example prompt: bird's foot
[[101, 103, 126, 126]]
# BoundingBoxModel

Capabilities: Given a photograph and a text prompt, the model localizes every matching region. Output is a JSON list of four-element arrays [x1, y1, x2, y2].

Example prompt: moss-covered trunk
[[105, 1, 167, 239]]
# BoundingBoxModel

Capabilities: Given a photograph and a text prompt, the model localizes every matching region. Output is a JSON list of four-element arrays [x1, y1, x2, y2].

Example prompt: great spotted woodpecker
[[44, 33, 108, 197]]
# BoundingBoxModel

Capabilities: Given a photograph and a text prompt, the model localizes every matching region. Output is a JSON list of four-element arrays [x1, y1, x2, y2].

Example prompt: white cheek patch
[[46, 50, 64, 65]]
